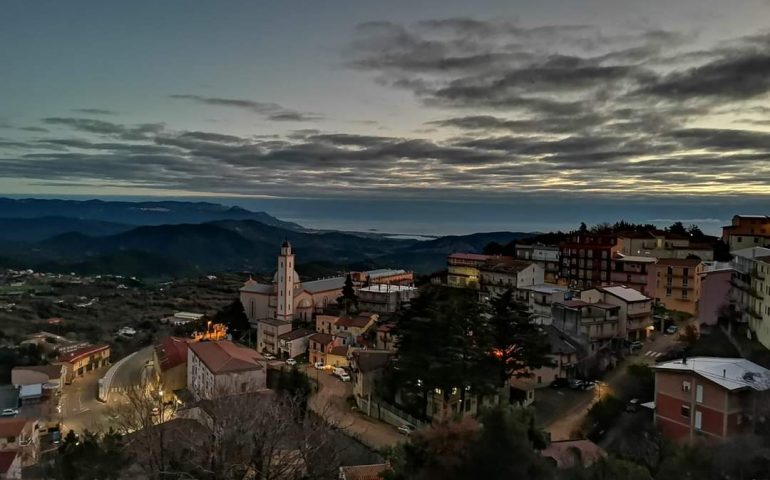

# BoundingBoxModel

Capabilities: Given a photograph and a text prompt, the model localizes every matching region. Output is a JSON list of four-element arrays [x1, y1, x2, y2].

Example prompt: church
[[240, 240, 346, 323]]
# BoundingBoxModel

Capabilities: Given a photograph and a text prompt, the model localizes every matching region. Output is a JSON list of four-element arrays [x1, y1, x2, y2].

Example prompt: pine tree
[[337, 274, 358, 314]]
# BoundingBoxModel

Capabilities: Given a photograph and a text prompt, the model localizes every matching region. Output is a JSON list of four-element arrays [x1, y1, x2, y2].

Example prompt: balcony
[[752, 268, 766, 280]]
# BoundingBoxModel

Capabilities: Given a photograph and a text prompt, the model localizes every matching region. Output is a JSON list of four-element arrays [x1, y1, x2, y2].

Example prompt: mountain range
[[0, 198, 533, 279]]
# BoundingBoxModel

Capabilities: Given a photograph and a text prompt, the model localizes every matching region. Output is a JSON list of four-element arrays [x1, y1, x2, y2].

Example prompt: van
[[333, 367, 347, 378]]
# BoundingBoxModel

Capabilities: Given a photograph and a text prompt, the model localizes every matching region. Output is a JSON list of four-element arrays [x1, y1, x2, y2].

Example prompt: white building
[[256, 317, 293, 355], [240, 241, 345, 323], [187, 340, 266, 400], [357, 284, 418, 313], [580, 286, 653, 340], [479, 260, 545, 297], [518, 284, 571, 324]]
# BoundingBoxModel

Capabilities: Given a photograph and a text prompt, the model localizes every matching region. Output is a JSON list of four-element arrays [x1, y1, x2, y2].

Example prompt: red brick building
[[559, 234, 621, 289], [654, 357, 770, 442]]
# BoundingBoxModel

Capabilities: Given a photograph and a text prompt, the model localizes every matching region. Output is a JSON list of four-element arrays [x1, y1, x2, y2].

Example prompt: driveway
[[306, 366, 403, 450]]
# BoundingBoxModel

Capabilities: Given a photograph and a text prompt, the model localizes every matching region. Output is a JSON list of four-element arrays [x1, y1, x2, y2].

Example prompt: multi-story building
[[617, 230, 713, 261], [255, 318, 292, 355], [698, 262, 734, 329], [654, 357, 770, 442], [152, 336, 190, 402], [308, 332, 347, 366], [375, 323, 396, 351], [0, 418, 39, 466], [581, 286, 653, 340], [357, 284, 418, 313], [559, 234, 621, 289], [332, 313, 378, 344], [655, 258, 704, 316], [447, 253, 509, 288], [515, 244, 560, 283], [56, 344, 110, 383], [277, 328, 315, 359], [610, 255, 657, 297], [479, 260, 544, 297], [722, 215, 770, 251], [517, 284, 571, 324], [528, 325, 584, 386], [187, 340, 266, 400], [349, 269, 413, 286], [551, 299, 620, 361], [729, 247, 770, 350]]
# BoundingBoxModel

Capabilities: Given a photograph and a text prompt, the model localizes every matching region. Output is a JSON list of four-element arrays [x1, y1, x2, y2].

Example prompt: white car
[[285, 358, 297, 366], [264, 354, 276, 360], [314, 361, 326, 370], [397, 424, 415, 436], [338, 373, 351, 382], [1, 408, 18, 417]]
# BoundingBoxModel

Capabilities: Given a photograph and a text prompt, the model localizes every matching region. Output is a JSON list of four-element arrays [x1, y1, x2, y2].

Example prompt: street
[[59, 366, 112, 434]]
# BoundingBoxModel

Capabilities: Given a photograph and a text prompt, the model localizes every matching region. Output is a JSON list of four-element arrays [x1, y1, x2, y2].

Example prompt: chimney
[[723, 369, 726, 378]]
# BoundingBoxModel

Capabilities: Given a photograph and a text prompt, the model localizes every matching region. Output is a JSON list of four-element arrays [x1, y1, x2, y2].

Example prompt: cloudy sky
[[2, 0, 770, 202]]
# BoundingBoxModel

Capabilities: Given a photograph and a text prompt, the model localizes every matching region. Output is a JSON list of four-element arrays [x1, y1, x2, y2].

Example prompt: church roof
[[240, 282, 273, 294], [302, 276, 346, 293]]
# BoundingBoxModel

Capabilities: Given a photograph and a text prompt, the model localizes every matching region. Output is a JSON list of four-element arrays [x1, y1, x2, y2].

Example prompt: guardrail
[[97, 351, 138, 402]]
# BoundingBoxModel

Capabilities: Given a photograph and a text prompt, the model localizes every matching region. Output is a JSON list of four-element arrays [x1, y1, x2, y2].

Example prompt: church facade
[[240, 241, 346, 323]]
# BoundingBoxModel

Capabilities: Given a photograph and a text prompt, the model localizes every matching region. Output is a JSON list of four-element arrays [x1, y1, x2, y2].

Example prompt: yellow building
[[655, 258, 703, 316], [447, 253, 512, 289]]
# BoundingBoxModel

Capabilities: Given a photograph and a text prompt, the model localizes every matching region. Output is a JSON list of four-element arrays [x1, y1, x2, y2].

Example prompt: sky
[[2, 0, 770, 206]]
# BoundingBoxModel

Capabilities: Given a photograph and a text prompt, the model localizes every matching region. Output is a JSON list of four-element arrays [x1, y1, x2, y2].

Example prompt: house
[[240, 241, 344, 323], [698, 262, 734, 329], [655, 258, 704, 316], [333, 313, 378, 343], [326, 345, 351, 368], [447, 253, 511, 289], [277, 328, 315, 359], [187, 341, 266, 400], [542, 439, 606, 468], [338, 463, 390, 480], [56, 344, 110, 383], [509, 378, 536, 407], [0, 451, 21, 480], [581, 286, 653, 340], [308, 333, 346, 366], [350, 350, 393, 400], [350, 268, 413, 286], [256, 318, 293, 355], [610, 255, 657, 297], [551, 299, 620, 371], [729, 247, 770, 351], [518, 284, 571, 324], [617, 230, 713, 261], [479, 260, 544, 297], [653, 357, 770, 442], [515, 244, 560, 283], [559, 233, 621, 289], [722, 215, 770, 251], [153, 336, 190, 402], [357, 284, 418, 313], [375, 323, 396, 351], [315, 315, 338, 335], [528, 325, 584, 387], [11, 364, 65, 393], [0, 419, 39, 466]]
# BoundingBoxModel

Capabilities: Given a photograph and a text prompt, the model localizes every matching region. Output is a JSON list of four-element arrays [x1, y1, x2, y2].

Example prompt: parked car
[[666, 325, 679, 335], [550, 378, 570, 388], [569, 379, 585, 390], [51, 431, 62, 444], [314, 361, 325, 370], [338, 373, 351, 382], [1, 408, 18, 417], [581, 380, 598, 390], [264, 353, 276, 360], [629, 341, 643, 352], [151, 407, 160, 416], [285, 358, 297, 366], [626, 398, 640, 412], [397, 424, 415, 436], [333, 367, 347, 377]]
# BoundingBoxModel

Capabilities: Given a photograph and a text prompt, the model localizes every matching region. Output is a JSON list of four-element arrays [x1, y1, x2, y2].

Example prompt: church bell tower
[[276, 240, 294, 321]]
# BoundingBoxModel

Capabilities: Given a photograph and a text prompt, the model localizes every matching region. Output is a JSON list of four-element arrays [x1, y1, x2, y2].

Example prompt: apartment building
[[518, 284, 571, 324], [617, 230, 713, 260], [722, 215, 770, 251], [528, 325, 584, 386], [559, 234, 621, 289], [654, 357, 770, 442], [447, 253, 508, 289], [581, 286, 653, 340], [277, 328, 315, 359], [610, 255, 657, 297], [515, 244, 560, 283], [349, 268, 413, 286], [256, 318, 292, 356], [187, 340, 266, 400], [655, 258, 703, 316], [357, 284, 418, 313], [729, 247, 770, 350], [551, 299, 620, 362], [479, 260, 544, 297], [698, 262, 734, 328]]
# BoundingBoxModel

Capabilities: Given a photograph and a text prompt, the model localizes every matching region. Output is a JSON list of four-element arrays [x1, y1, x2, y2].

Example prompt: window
[[681, 405, 691, 418], [682, 381, 691, 392], [738, 237, 743, 243], [682, 289, 688, 299], [696, 384, 703, 403], [666, 287, 672, 297], [694, 410, 702, 430]]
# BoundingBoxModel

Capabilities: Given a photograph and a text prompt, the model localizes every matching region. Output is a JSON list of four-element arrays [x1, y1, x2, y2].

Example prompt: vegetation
[[337, 273, 358, 314], [46, 429, 131, 480], [213, 299, 251, 340]]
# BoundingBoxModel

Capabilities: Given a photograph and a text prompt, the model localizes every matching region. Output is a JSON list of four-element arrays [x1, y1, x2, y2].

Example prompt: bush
[[585, 395, 625, 440]]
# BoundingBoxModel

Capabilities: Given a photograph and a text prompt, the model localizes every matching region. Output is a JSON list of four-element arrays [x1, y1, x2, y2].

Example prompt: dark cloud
[[42, 117, 164, 140], [169, 94, 323, 122], [72, 108, 118, 115]]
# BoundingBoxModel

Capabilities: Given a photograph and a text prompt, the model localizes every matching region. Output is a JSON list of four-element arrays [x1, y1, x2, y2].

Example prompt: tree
[[337, 274, 358, 314], [687, 224, 705, 239], [579, 222, 589, 234], [679, 324, 699, 347], [213, 299, 250, 339], [275, 366, 313, 413], [666, 222, 687, 236], [560, 456, 652, 480], [483, 241, 504, 255], [47, 429, 131, 480]]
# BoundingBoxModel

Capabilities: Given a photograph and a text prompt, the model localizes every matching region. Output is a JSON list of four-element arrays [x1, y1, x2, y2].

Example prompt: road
[[542, 331, 679, 440], [59, 366, 113, 434], [306, 366, 403, 450], [110, 346, 155, 391]]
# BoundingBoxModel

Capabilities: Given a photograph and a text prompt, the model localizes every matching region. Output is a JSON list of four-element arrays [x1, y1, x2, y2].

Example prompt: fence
[[356, 395, 425, 428]]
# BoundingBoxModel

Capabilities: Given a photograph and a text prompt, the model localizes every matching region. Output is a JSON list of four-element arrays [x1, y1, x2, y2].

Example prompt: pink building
[[610, 255, 657, 297], [698, 262, 735, 328]]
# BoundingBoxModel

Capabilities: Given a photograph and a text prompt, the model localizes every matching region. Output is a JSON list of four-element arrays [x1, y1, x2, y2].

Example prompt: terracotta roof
[[448, 252, 496, 262], [309, 332, 335, 345], [277, 328, 315, 342], [0, 451, 18, 474], [352, 351, 393, 373], [542, 440, 606, 468], [656, 258, 702, 267], [339, 463, 389, 480], [335, 315, 375, 329], [56, 344, 110, 364], [0, 419, 27, 438], [329, 345, 350, 357], [377, 323, 395, 333], [188, 341, 262, 374], [12, 364, 63, 380], [155, 337, 190, 372]]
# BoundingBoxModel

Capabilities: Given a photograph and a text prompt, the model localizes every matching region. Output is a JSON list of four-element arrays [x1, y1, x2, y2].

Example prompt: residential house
[[655, 258, 703, 316], [11, 364, 65, 393], [350, 350, 393, 401], [56, 344, 110, 383], [722, 215, 770, 251], [653, 357, 770, 442], [375, 323, 397, 351], [326, 345, 351, 368], [308, 333, 346, 366], [350, 268, 413, 286], [357, 284, 418, 313], [187, 340, 266, 400], [559, 233, 621, 289], [153, 336, 190, 403], [515, 244, 560, 283], [256, 318, 293, 355], [315, 314, 338, 335], [447, 253, 511, 289], [0, 451, 21, 480], [610, 255, 657, 297], [551, 299, 620, 360], [582, 286, 653, 340], [338, 464, 390, 480], [0, 418, 39, 466], [518, 284, 571, 324], [277, 328, 315, 359], [509, 378, 536, 407], [528, 325, 584, 387], [617, 230, 713, 260], [479, 260, 545, 297], [333, 313, 378, 343], [729, 247, 770, 351], [698, 262, 734, 329]]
